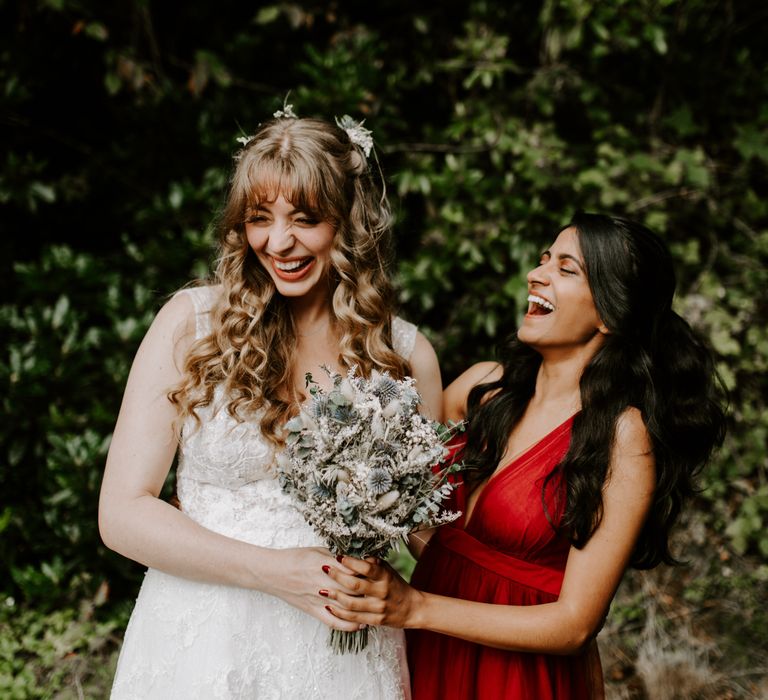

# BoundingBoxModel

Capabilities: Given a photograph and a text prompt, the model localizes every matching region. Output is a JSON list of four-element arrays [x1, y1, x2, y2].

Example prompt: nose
[[267, 219, 296, 256], [527, 261, 550, 287]]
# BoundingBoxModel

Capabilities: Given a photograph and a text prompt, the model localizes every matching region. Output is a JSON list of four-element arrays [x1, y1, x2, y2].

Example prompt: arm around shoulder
[[442, 361, 502, 423]]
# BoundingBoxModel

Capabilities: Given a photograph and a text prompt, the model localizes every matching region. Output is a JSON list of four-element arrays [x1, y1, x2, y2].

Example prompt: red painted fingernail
[[325, 605, 334, 615], [322, 565, 331, 574], [319, 589, 329, 597], [336, 554, 344, 563]]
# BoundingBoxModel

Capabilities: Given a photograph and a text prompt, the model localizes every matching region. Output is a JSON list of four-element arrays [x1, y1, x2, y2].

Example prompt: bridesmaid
[[322, 212, 727, 698]]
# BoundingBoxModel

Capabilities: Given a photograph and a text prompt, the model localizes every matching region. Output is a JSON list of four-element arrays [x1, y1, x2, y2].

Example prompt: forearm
[[405, 528, 435, 560], [410, 592, 594, 655], [99, 494, 281, 592]]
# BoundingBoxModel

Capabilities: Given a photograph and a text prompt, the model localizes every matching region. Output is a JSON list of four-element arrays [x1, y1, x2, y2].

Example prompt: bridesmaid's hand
[[321, 556, 425, 629]]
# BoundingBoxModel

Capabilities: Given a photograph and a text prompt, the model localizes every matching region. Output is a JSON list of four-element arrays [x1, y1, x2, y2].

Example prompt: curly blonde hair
[[169, 117, 410, 444]]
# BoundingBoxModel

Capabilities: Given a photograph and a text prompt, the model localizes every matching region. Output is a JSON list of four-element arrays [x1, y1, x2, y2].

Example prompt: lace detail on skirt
[[111, 480, 409, 699], [112, 568, 407, 699]]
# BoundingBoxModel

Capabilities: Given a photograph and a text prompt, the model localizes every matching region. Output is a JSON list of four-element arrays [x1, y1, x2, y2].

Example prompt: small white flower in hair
[[235, 135, 254, 146], [274, 103, 298, 119], [335, 115, 373, 157]]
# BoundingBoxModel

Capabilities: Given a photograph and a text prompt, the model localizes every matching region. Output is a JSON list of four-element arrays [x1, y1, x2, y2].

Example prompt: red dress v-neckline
[[464, 414, 577, 529]]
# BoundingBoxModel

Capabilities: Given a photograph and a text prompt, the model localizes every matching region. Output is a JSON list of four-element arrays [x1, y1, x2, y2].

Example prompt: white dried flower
[[339, 378, 356, 402], [382, 399, 402, 419], [335, 115, 374, 157], [273, 103, 298, 119], [372, 490, 400, 513]]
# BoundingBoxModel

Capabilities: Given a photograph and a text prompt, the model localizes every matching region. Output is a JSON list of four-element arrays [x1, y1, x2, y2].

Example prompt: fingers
[[318, 583, 384, 612], [334, 589, 387, 615], [320, 605, 363, 632], [323, 601, 379, 627], [322, 564, 381, 597], [334, 554, 379, 577], [316, 550, 358, 576]]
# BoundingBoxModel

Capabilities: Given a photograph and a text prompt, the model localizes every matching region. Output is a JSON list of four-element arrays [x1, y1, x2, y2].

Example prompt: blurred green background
[[2, 0, 767, 697]]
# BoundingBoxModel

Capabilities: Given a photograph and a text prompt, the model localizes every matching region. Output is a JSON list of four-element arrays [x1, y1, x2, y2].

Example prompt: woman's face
[[245, 193, 336, 305], [518, 226, 608, 355]]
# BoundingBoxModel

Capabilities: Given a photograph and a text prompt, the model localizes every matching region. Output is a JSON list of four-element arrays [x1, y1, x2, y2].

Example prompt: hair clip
[[335, 115, 373, 157]]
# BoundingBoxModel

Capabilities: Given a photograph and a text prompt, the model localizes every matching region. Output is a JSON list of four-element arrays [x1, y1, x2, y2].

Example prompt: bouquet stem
[[329, 626, 370, 654]]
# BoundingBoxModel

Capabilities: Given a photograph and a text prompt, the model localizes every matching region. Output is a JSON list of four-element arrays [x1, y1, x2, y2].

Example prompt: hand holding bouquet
[[277, 367, 461, 653]]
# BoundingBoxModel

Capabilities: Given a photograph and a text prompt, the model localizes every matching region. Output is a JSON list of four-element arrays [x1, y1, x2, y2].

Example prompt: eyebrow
[[252, 204, 305, 216], [541, 250, 585, 271]]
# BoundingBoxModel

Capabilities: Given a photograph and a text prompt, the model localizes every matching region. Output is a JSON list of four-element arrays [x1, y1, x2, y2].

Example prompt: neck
[[289, 295, 334, 337], [531, 343, 599, 415]]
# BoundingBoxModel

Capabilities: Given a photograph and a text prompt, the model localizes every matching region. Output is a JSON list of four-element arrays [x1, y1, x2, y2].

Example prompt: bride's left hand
[[321, 556, 424, 629]]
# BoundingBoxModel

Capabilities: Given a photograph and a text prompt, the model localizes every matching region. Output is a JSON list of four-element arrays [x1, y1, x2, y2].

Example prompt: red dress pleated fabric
[[407, 416, 595, 699]]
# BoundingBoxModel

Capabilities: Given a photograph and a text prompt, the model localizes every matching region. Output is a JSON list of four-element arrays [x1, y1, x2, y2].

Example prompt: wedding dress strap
[[175, 286, 218, 340], [392, 316, 417, 360]]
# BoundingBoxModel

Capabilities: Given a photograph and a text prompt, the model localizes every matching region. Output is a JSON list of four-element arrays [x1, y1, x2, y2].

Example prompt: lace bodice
[[175, 285, 418, 492]]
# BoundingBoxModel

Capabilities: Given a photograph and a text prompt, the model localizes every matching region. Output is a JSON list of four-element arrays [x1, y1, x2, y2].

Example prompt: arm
[[325, 408, 655, 653], [98, 293, 360, 631], [442, 361, 502, 422], [409, 330, 443, 422], [399, 332, 443, 558]]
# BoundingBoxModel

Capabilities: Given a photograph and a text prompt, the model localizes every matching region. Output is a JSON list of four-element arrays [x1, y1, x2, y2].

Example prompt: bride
[[99, 111, 442, 699]]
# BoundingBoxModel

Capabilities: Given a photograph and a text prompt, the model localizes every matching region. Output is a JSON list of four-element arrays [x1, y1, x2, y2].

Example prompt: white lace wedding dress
[[110, 286, 416, 700]]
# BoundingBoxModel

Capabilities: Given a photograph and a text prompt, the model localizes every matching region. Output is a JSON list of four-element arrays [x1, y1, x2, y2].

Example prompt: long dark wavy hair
[[463, 212, 727, 569]]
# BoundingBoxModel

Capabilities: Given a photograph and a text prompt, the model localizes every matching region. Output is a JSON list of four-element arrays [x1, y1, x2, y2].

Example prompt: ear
[[597, 322, 610, 335]]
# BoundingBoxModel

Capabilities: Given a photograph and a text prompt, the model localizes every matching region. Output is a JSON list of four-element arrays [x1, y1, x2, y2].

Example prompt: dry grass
[[599, 515, 768, 699]]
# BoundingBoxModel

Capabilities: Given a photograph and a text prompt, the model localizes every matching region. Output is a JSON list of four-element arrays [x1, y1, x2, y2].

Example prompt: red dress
[[407, 416, 595, 699]]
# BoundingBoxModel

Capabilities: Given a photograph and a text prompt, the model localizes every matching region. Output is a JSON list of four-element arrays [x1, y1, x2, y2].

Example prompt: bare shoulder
[[609, 407, 655, 487], [157, 290, 197, 338], [443, 361, 502, 422], [409, 331, 439, 372], [409, 331, 443, 422], [139, 291, 198, 371], [614, 407, 653, 456]]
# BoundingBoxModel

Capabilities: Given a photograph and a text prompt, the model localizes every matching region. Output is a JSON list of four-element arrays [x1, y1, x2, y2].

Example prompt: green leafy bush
[[2, 0, 766, 619]]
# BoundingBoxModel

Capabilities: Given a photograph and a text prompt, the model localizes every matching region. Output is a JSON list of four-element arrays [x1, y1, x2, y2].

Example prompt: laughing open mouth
[[274, 257, 314, 272], [527, 294, 555, 315]]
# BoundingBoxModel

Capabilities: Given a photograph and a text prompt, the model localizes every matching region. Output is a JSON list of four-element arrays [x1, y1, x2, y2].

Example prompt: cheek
[[245, 227, 267, 253], [579, 295, 602, 327], [311, 226, 336, 258]]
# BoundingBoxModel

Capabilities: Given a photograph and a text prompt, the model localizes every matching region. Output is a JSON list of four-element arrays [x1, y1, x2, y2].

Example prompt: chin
[[271, 274, 327, 300]]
